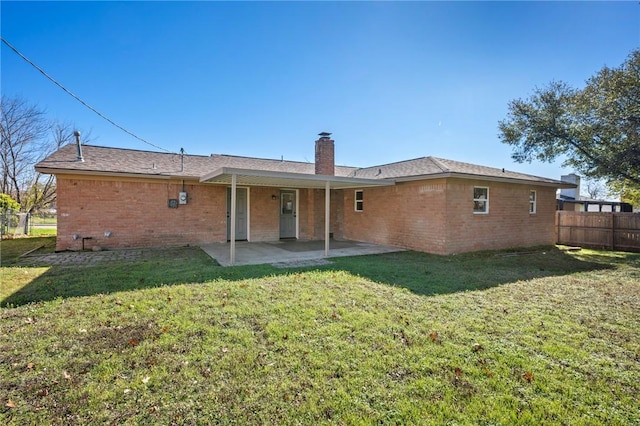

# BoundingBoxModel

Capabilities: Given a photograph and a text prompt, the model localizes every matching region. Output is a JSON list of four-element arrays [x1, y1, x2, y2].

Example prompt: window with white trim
[[473, 187, 489, 214], [354, 190, 363, 212], [529, 190, 537, 214]]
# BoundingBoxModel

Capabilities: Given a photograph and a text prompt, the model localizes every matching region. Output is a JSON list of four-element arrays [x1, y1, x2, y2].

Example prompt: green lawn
[[28, 227, 57, 237], [1, 238, 639, 425], [30, 216, 57, 225], [0, 237, 56, 267]]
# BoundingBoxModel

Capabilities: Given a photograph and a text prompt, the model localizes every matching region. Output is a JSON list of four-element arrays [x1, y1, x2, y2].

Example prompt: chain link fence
[[1, 210, 57, 239]]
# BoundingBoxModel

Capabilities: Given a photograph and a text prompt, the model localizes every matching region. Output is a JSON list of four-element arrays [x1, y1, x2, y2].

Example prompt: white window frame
[[354, 190, 364, 212], [529, 190, 537, 214], [473, 186, 489, 214]]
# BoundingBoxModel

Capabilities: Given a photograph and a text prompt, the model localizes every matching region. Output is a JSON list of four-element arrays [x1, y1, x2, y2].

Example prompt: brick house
[[36, 133, 572, 259]]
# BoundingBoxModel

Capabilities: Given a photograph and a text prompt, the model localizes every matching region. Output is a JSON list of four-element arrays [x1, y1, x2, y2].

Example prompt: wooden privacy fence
[[556, 211, 640, 252]]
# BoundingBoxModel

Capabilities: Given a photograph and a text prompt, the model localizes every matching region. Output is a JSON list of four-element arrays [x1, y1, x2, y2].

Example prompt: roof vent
[[74, 131, 84, 162]]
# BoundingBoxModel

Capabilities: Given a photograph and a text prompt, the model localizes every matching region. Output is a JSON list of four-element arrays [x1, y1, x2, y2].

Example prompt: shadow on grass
[[1, 245, 618, 307], [0, 236, 56, 264], [327, 247, 620, 295]]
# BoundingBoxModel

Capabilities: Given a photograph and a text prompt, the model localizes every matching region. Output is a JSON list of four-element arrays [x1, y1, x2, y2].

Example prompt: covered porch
[[200, 239, 405, 267], [200, 167, 395, 265]]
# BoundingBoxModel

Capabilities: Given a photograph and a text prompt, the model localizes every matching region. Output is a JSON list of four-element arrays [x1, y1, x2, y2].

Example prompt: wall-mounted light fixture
[[272, 195, 277, 200]]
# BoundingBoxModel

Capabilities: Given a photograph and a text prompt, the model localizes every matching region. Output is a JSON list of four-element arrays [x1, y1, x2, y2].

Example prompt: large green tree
[[499, 50, 640, 189], [608, 179, 640, 207]]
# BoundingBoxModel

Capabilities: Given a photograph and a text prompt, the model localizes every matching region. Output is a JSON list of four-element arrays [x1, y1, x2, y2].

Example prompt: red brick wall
[[340, 178, 558, 254], [56, 175, 227, 251], [249, 187, 335, 242], [302, 188, 341, 240], [295, 188, 316, 240], [313, 189, 326, 239], [248, 187, 280, 241], [444, 179, 557, 253], [55, 174, 558, 254], [331, 189, 345, 239], [298, 189, 312, 240], [341, 180, 449, 253]]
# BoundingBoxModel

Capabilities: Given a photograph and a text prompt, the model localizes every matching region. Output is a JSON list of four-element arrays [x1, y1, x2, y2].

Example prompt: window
[[473, 187, 489, 214], [354, 190, 363, 212], [529, 190, 537, 214]]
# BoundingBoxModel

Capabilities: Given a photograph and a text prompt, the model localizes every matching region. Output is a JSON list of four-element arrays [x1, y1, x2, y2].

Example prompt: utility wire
[[1, 37, 173, 153]]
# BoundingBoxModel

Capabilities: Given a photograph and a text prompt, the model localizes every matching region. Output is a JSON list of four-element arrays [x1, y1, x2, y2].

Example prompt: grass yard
[[28, 227, 57, 237], [0, 237, 56, 266], [30, 216, 57, 225], [1, 238, 639, 425]]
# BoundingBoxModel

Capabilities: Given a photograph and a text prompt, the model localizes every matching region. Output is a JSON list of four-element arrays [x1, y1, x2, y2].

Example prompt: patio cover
[[200, 167, 395, 265]]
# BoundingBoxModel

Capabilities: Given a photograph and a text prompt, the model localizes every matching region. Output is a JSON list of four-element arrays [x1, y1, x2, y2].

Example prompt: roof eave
[[200, 167, 395, 189], [35, 166, 201, 181], [394, 172, 576, 188]]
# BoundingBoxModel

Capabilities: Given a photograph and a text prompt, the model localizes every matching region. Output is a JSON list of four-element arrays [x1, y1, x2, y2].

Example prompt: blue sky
[[2, 1, 638, 181]]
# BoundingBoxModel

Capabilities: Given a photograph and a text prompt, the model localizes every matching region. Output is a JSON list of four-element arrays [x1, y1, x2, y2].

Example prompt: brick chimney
[[315, 132, 335, 175]]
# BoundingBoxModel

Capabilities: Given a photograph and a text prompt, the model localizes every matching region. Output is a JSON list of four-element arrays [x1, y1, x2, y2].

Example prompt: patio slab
[[199, 240, 405, 267], [13, 247, 194, 267]]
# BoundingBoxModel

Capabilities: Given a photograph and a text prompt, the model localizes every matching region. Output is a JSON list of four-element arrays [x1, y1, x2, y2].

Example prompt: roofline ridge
[[432, 156, 505, 173], [427, 156, 450, 172], [357, 156, 431, 171], [430, 156, 565, 183], [214, 153, 313, 164], [213, 153, 358, 169]]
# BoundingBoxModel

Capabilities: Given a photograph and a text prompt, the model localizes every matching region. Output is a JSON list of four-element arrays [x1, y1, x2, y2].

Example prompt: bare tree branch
[[0, 96, 50, 205], [1, 96, 93, 212]]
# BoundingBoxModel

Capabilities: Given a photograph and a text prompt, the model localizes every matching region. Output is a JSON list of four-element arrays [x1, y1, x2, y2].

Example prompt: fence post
[[569, 213, 573, 245], [611, 213, 616, 251]]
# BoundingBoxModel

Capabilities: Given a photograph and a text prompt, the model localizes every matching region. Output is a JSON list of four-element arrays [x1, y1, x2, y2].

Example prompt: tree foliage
[[0, 193, 20, 212], [499, 50, 640, 187], [608, 179, 640, 208]]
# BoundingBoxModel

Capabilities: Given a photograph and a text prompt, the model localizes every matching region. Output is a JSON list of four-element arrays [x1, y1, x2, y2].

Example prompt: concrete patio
[[199, 239, 405, 267]]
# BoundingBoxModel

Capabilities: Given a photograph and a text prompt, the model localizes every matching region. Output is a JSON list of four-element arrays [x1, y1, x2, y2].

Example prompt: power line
[[1, 37, 173, 153]]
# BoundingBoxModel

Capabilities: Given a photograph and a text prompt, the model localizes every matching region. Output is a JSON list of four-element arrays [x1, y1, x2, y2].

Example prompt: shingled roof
[[36, 143, 570, 187], [35, 144, 357, 179], [350, 156, 569, 186]]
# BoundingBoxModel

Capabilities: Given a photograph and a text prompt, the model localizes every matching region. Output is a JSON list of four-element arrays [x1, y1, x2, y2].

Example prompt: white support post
[[230, 174, 237, 265], [325, 180, 330, 257]]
